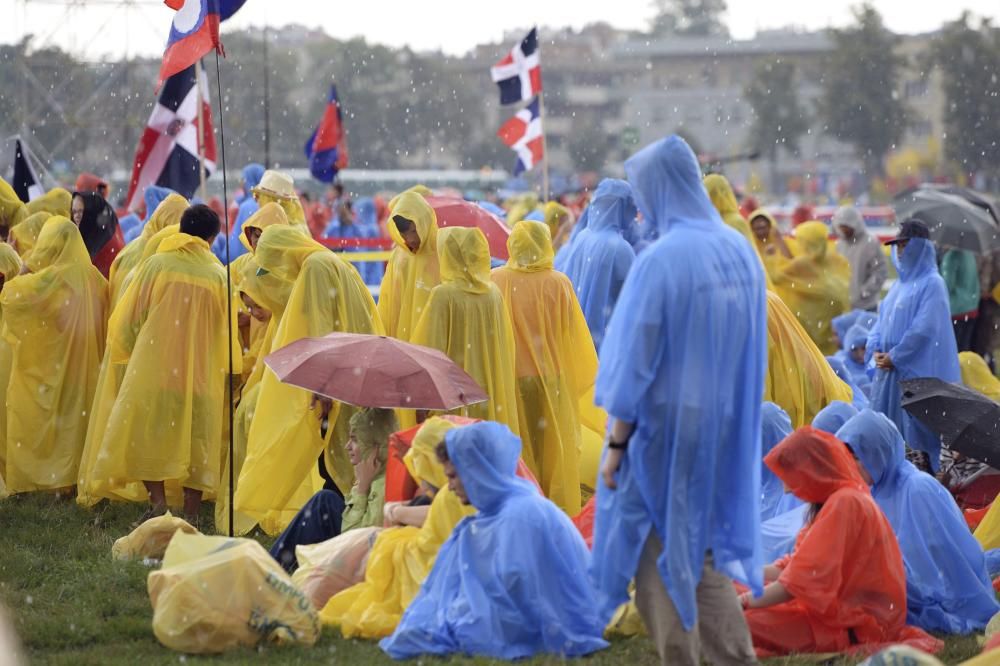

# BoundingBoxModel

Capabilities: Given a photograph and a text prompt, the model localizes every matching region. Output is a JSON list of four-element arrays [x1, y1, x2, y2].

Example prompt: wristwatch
[[607, 434, 630, 450]]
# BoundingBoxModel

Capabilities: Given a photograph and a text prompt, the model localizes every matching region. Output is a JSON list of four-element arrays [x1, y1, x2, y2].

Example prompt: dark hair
[[807, 502, 824, 525], [332, 183, 344, 196], [393, 215, 415, 233], [180, 204, 221, 241], [435, 440, 450, 463]]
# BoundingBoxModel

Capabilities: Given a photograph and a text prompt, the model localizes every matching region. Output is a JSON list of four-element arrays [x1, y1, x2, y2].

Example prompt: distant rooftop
[[613, 31, 834, 59]]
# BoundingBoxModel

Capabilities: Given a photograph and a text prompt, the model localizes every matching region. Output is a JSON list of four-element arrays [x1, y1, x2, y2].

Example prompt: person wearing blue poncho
[[122, 185, 175, 244], [591, 135, 765, 666], [556, 179, 636, 352], [836, 322, 873, 397], [838, 409, 1000, 634], [825, 354, 869, 410], [812, 400, 858, 435], [867, 219, 960, 472], [213, 163, 264, 263], [760, 402, 801, 522], [380, 422, 607, 660]]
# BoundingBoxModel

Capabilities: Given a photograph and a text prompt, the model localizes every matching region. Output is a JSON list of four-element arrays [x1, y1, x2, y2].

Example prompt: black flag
[[12, 139, 43, 202]]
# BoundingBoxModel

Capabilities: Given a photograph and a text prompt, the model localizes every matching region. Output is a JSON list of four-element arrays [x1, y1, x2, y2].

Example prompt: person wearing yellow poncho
[[749, 208, 793, 281], [0, 243, 23, 497], [10, 212, 49, 259], [251, 169, 309, 229], [85, 205, 238, 524], [543, 200, 573, 250], [378, 191, 440, 342], [107, 193, 188, 307], [765, 291, 854, 427], [491, 220, 595, 514], [412, 227, 521, 435], [235, 224, 382, 534], [772, 220, 850, 354], [2, 217, 107, 493], [24, 188, 71, 218], [706, 175, 775, 291], [0, 178, 27, 240], [321, 417, 476, 637]]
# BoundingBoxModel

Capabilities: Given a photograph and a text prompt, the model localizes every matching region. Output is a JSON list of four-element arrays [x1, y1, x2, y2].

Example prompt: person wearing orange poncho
[[740, 426, 942, 658], [772, 221, 850, 354], [412, 227, 520, 435], [235, 224, 382, 534], [2, 217, 108, 493], [491, 220, 596, 514]]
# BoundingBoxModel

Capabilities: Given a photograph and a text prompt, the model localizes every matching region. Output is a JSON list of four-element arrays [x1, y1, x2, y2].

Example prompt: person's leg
[[143, 480, 167, 511], [183, 488, 203, 526], [269, 489, 346, 572], [634, 533, 700, 666], [695, 553, 758, 666]]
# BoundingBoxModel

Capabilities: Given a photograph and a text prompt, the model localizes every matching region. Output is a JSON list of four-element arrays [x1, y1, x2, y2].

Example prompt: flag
[[11, 139, 43, 202], [497, 97, 544, 175], [304, 83, 349, 183], [490, 28, 542, 105], [158, 0, 224, 88], [125, 64, 216, 211]]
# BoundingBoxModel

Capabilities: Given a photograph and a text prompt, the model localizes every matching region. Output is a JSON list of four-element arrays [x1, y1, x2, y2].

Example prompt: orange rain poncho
[[2, 217, 107, 492], [378, 191, 440, 342], [0, 243, 23, 490], [772, 221, 850, 354], [83, 232, 238, 505], [766, 292, 853, 427], [24, 188, 71, 218], [108, 193, 188, 307], [235, 226, 382, 534], [321, 418, 476, 638], [746, 427, 942, 658], [412, 227, 520, 435], [492, 221, 596, 513]]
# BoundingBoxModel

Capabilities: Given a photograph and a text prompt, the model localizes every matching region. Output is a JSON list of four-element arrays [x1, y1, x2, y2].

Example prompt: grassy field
[[0, 493, 982, 665]]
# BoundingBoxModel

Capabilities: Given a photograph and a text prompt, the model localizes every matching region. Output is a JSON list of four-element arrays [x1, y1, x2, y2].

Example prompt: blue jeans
[[269, 489, 345, 572]]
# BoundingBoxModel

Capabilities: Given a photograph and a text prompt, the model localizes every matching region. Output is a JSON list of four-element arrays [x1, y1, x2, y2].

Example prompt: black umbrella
[[900, 183, 1000, 225], [893, 189, 1000, 254], [901, 377, 1000, 467]]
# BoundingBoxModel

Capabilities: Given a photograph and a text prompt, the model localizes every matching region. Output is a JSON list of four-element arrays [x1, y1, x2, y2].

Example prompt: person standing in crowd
[[833, 206, 887, 312], [940, 246, 981, 352], [217, 162, 265, 263], [592, 135, 767, 666], [868, 218, 960, 472], [71, 190, 125, 278]]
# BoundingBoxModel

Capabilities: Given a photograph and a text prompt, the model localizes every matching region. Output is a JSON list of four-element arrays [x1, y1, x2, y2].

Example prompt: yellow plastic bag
[[111, 512, 199, 561], [291, 526, 382, 610], [148, 532, 319, 654]]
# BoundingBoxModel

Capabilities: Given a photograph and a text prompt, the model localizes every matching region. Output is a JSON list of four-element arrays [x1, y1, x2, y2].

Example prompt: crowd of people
[[3, 133, 1000, 664]]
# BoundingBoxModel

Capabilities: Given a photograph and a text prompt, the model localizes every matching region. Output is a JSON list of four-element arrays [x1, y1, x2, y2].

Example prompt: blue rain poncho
[[811, 400, 858, 435], [867, 238, 960, 471], [826, 356, 870, 410], [381, 422, 607, 660], [760, 403, 802, 521], [215, 163, 265, 262], [835, 322, 873, 398], [556, 179, 636, 352], [591, 136, 767, 630], [838, 409, 999, 634]]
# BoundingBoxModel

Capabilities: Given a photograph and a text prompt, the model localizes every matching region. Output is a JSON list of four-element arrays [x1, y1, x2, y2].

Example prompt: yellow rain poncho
[[749, 208, 792, 281], [321, 418, 476, 637], [505, 193, 539, 226], [765, 291, 854, 427], [960, 352, 1000, 401], [108, 193, 188, 307], [24, 188, 71, 218], [9, 212, 48, 259], [238, 202, 300, 254], [705, 176, 774, 289], [0, 178, 27, 232], [2, 217, 107, 492], [543, 200, 572, 245], [0, 244, 23, 485], [772, 221, 850, 354], [235, 226, 382, 534], [378, 192, 440, 341], [491, 221, 596, 513], [84, 232, 238, 505], [412, 227, 520, 435]]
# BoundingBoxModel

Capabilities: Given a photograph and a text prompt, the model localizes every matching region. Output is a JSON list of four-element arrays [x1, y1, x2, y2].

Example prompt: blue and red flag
[[305, 84, 350, 183], [157, 0, 245, 88], [490, 28, 542, 106], [497, 97, 544, 175]]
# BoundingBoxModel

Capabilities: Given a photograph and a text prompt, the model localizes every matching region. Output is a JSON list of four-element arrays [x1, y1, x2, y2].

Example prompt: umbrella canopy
[[425, 195, 512, 260], [264, 332, 489, 410], [899, 183, 1000, 225], [893, 188, 1000, 254], [901, 377, 1000, 468]]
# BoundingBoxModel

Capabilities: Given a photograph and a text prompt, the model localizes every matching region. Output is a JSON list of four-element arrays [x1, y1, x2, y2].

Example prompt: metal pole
[[538, 91, 550, 202], [263, 26, 270, 168], [195, 59, 207, 199]]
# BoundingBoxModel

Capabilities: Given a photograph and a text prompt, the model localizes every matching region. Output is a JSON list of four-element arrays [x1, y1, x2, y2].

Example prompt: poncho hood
[[445, 421, 526, 515], [765, 426, 867, 505], [505, 220, 553, 272], [437, 227, 491, 294], [836, 409, 906, 492]]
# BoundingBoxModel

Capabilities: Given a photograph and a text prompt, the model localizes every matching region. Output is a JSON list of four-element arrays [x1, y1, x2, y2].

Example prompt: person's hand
[[738, 592, 752, 610], [874, 352, 894, 370], [383, 501, 403, 526], [354, 453, 380, 495], [237, 311, 251, 329], [601, 447, 624, 490]]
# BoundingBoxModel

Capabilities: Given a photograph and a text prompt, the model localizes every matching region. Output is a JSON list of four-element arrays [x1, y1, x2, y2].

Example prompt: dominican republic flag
[[304, 84, 349, 183], [158, 0, 232, 88], [497, 97, 544, 175], [490, 28, 542, 106], [125, 64, 216, 211], [11, 139, 43, 202]]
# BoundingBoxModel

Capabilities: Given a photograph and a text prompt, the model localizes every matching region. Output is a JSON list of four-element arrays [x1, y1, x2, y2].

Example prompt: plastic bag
[[148, 532, 320, 654], [290, 527, 381, 610], [112, 512, 199, 561]]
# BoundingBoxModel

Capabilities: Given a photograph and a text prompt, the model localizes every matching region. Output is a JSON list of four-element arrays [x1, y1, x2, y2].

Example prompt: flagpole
[[195, 59, 207, 200], [538, 91, 550, 203], [263, 26, 271, 168]]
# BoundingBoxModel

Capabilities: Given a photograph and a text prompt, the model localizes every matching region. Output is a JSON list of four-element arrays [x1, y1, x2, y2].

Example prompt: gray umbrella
[[893, 189, 1000, 254], [901, 377, 1000, 468]]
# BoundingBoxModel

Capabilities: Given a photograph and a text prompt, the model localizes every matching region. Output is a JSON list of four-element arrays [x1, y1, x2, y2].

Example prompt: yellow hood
[[255, 224, 326, 283], [543, 201, 570, 238], [704, 174, 740, 216], [157, 232, 212, 256], [143, 194, 188, 240], [388, 191, 438, 257], [0, 178, 26, 229], [794, 221, 830, 260], [505, 220, 553, 272], [26, 216, 91, 272], [25, 188, 72, 219], [10, 212, 50, 257], [0, 242, 22, 279], [237, 255, 293, 316], [438, 226, 491, 294], [388, 185, 433, 211], [403, 417, 458, 490], [240, 202, 290, 253]]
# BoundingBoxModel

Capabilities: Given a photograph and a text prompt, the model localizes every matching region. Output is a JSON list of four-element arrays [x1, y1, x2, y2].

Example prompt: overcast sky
[[2, 0, 998, 60]]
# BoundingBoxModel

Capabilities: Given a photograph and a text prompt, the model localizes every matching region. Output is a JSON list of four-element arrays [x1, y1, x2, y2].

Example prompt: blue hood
[[445, 422, 526, 515], [624, 135, 722, 234], [893, 237, 939, 283], [242, 163, 265, 191], [811, 400, 859, 435], [844, 323, 870, 352], [761, 402, 792, 457], [832, 310, 863, 342], [836, 409, 905, 491], [587, 179, 637, 235], [143, 185, 175, 222], [354, 197, 377, 229]]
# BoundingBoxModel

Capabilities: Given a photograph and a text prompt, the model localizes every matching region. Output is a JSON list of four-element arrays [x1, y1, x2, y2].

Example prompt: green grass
[[0, 494, 981, 665]]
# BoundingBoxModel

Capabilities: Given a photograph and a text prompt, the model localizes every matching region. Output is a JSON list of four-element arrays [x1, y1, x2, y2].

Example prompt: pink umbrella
[[425, 195, 511, 260], [264, 332, 488, 410]]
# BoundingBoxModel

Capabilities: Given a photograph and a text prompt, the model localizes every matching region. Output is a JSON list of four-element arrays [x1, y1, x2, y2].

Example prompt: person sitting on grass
[[269, 408, 399, 572], [380, 421, 608, 660]]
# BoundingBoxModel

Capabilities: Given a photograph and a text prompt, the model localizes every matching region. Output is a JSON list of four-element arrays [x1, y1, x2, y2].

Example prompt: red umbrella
[[425, 195, 511, 260], [264, 332, 488, 410]]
